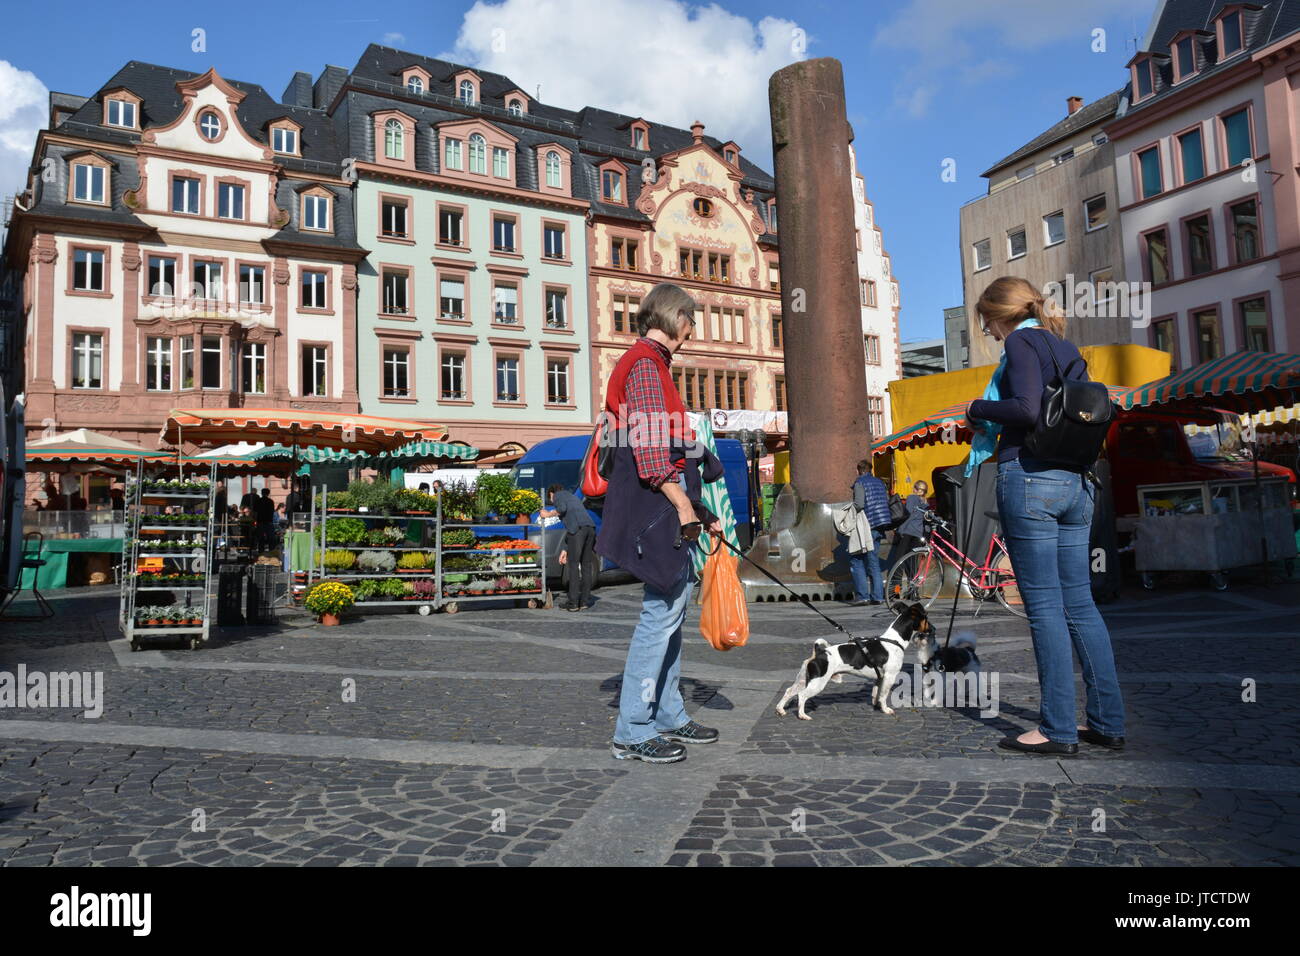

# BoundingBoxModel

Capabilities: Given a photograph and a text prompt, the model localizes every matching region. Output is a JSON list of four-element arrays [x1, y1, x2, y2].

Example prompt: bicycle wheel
[[990, 547, 1025, 618], [886, 548, 944, 610]]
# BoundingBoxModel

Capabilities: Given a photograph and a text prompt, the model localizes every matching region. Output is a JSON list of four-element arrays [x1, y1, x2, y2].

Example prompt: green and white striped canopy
[[250, 441, 479, 465], [689, 413, 741, 574]]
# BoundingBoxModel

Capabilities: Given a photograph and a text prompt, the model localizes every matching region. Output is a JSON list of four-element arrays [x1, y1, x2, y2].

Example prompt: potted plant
[[324, 549, 356, 573], [357, 550, 397, 574], [304, 580, 355, 625], [442, 528, 476, 549], [475, 474, 517, 521], [353, 579, 380, 603], [396, 551, 431, 573], [377, 577, 408, 601], [325, 517, 367, 546]]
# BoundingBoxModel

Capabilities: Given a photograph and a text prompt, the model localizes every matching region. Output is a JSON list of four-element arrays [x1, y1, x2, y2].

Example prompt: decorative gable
[[142, 68, 271, 162]]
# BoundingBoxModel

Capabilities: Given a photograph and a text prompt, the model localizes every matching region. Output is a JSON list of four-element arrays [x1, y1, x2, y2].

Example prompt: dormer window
[[602, 167, 624, 203], [270, 121, 301, 156], [1222, 10, 1244, 57], [546, 151, 561, 188], [407, 76, 424, 94], [301, 188, 332, 232], [400, 66, 431, 95], [459, 80, 475, 104], [198, 110, 223, 141], [101, 90, 141, 130], [1133, 57, 1155, 101], [68, 154, 110, 205], [385, 119, 405, 160], [107, 99, 136, 129], [725, 149, 736, 164], [508, 99, 523, 116], [721, 142, 741, 167], [767, 199, 778, 233], [630, 120, 649, 151], [1175, 36, 1195, 79]]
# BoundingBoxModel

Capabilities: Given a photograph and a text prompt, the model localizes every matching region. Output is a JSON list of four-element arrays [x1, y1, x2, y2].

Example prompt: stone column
[[769, 58, 872, 504]]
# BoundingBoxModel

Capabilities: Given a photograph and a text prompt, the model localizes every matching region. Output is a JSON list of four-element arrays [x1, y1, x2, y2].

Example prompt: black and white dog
[[916, 629, 981, 677], [776, 603, 934, 720]]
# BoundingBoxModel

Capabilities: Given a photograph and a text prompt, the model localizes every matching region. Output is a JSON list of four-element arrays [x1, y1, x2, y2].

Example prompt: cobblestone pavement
[[1, 571, 1298, 866]]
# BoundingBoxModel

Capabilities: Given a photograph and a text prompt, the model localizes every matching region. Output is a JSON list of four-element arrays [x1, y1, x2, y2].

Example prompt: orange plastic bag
[[698, 543, 749, 651]]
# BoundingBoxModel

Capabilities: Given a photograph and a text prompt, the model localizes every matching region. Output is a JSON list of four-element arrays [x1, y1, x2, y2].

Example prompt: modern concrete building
[[959, 91, 1128, 367], [1107, 0, 1300, 369], [849, 143, 901, 437], [900, 339, 947, 378], [942, 304, 969, 371]]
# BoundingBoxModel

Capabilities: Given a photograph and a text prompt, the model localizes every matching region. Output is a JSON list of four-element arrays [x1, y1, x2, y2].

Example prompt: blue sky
[[0, 0, 1160, 342]]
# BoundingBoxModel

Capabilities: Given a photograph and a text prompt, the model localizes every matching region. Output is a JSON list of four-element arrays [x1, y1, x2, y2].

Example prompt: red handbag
[[580, 413, 616, 498]]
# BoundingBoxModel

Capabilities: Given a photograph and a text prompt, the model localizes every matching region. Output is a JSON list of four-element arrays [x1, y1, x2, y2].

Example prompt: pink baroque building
[[3, 62, 364, 452], [1109, 1, 1300, 368]]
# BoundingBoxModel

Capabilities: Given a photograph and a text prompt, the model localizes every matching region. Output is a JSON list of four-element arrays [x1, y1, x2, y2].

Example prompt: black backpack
[[1021, 330, 1115, 471]]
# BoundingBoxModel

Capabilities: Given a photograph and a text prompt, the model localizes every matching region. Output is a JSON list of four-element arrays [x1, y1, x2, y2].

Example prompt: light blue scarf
[[965, 316, 1040, 476]]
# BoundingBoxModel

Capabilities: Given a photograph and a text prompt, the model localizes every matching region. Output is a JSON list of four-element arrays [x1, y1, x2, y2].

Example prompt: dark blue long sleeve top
[[967, 327, 1085, 463]]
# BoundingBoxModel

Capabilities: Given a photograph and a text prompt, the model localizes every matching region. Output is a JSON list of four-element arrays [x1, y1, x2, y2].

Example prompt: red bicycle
[[885, 511, 1025, 617]]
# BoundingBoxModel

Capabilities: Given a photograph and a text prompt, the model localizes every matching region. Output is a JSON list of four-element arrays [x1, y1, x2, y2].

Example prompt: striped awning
[[1119, 350, 1300, 413], [871, 387, 1132, 454], [162, 408, 446, 454], [250, 440, 479, 465]]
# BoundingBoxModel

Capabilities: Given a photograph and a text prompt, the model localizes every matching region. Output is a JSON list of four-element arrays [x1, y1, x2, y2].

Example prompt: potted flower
[[304, 580, 355, 625], [397, 551, 431, 573]]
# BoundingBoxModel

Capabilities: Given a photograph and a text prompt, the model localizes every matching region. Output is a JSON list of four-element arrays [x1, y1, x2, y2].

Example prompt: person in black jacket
[[966, 276, 1125, 757]]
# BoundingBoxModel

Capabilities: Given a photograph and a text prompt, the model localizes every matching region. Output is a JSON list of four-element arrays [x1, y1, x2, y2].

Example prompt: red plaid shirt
[[625, 337, 683, 489]]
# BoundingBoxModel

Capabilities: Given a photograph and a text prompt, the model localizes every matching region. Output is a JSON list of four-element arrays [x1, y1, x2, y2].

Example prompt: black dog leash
[[705, 532, 907, 653]]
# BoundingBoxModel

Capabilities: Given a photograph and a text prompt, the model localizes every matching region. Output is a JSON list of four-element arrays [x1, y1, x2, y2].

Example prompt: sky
[[0, 0, 1161, 342]]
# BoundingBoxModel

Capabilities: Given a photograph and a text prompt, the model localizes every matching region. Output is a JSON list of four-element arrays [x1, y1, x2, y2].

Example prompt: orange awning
[[162, 408, 446, 455]]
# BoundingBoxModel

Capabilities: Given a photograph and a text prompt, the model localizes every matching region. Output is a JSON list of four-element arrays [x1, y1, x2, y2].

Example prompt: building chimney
[[690, 120, 704, 144], [1067, 96, 1083, 116]]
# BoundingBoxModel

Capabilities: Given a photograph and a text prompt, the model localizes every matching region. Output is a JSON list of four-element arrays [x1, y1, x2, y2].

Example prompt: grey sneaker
[[659, 720, 719, 744], [610, 736, 687, 763]]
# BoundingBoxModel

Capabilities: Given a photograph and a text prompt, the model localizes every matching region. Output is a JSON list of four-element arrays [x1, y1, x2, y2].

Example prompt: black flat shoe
[[1078, 728, 1125, 750], [998, 737, 1078, 755]]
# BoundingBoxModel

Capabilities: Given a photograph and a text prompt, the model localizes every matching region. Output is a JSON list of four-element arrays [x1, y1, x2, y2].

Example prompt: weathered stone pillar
[[769, 58, 872, 504]]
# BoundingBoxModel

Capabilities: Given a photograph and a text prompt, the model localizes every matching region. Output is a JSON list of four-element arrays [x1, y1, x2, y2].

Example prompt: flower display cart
[[301, 482, 549, 615], [119, 463, 217, 650]]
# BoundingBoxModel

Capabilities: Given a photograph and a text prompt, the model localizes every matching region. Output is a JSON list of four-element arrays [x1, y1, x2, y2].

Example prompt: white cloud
[[0, 61, 46, 201], [873, 0, 1142, 117], [439, 0, 806, 170], [382, 32, 407, 45]]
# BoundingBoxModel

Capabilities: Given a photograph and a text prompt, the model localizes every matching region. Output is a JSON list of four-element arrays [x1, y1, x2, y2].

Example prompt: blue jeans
[[848, 531, 885, 601], [996, 455, 1125, 743], [614, 564, 693, 744]]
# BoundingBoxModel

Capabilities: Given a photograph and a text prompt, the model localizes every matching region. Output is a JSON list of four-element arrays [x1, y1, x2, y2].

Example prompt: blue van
[[510, 435, 753, 582]]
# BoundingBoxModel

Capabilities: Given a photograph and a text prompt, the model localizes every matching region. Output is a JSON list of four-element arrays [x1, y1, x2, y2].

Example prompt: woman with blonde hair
[[966, 277, 1125, 756]]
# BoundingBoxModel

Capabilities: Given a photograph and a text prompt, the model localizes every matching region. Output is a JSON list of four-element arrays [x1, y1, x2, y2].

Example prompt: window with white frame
[[180, 336, 194, 388], [106, 99, 136, 128], [443, 137, 463, 171], [239, 264, 265, 305], [543, 223, 566, 259], [1043, 211, 1065, 247], [972, 238, 991, 271], [495, 355, 520, 402], [439, 206, 463, 245], [271, 127, 298, 154], [72, 162, 106, 204], [71, 333, 103, 389], [72, 249, 104, 291], [459, 80, 476, 104], [407, 76, 424, 94], [192, 260, 222, 300], [468, 134, 487, 174], [546, 357, 570, 404], [493, 282, 518, 324], [301, 270, 327, 309], [146, 337, 171, 391], [201, 335, 222, 389], [381, 198, 408, 238], [218, 182, 245, 219], [865, 335, 881, 365], [493, 215, 516, 252], [439, 276, 465, 319], [1007, 227, 1027, 260], [198, 111, 222, 140], [545, 151, 561, 188], [241, 341, 266, 394], [382, 269, 409, 314], [301, 345, 327, 396], [172, 176, 200, 214], [302, 193, 330, 231], [508, 98, 523, 116], [148, 256, 176, 297], [383, 348, 409, 397], [441, 351, 466, 399], [384, 119, 404, 160], [545, 288, 567, 328], [493, 146, 509, 178]]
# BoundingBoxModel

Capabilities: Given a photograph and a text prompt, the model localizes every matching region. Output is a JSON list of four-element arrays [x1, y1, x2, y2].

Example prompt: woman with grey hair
[[596, 283, 725, 764]]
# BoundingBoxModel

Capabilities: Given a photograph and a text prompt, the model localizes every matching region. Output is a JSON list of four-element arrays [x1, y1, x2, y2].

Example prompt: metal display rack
[[119, 462, 217, 650], [301, 484, 550, 615]]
